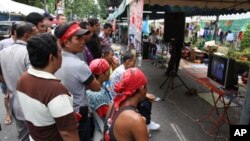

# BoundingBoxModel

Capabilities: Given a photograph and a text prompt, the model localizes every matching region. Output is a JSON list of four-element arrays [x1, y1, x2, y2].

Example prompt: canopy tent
[[144, 0, 250, 10], [185, 12, 250, 23], [108, 0, 250, 20], [143, 0, 250, 19], [0, 0, 44, 16]]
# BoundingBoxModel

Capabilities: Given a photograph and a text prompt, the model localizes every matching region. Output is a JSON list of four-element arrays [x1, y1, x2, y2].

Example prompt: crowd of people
[[0, 12, 160, 141]]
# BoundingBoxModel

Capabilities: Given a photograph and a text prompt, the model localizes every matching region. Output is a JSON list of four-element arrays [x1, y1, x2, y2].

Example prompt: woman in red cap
[[87, 59, 112, 119], [104, 68, 149, 141]]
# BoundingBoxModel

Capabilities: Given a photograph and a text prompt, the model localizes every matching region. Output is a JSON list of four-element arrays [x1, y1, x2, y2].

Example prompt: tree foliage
[[241, 24, 250, 50], [13, 0, 44, 9], [13, 0, 109, 20], [98, 0, 109, 19], [64, 0, 99, 19]]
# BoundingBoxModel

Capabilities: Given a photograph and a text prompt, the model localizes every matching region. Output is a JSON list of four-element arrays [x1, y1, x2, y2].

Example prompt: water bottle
[[138, 53, 142, 67]]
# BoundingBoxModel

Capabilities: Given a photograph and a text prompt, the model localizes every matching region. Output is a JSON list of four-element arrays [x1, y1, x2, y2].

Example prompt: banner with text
[[128, 0, 144, 52]]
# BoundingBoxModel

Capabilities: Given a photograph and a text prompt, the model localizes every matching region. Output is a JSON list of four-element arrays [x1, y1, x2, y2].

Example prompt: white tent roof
[[220, 12, 250, 20], [186, 12, 250, 22], [0, 0, 44, 16]]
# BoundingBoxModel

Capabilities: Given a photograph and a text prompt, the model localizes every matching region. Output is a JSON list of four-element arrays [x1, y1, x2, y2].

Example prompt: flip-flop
[[4, 119, 12, 125]]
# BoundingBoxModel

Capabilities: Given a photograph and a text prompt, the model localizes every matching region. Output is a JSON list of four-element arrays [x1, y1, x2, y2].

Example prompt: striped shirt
[[100, 34, 111, 49], [16, 67, 78, 141]]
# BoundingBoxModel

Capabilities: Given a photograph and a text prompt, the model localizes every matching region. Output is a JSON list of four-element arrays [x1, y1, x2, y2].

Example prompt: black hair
[[56, 13, 65, 20], [88, 18, 99, 27], [44, 12, 53, 21], [27, 33, 58, 69], [102, 47, 113, 57], [16, 22, 35, 39], [54, 24, 62, 38], [79, 21, 90, 29], [103, 23, 112, 29], [26, 12, 45, 27], [93, 74, 100, 79], [122, 49, 135, 63], [11, 22, 17, 36]]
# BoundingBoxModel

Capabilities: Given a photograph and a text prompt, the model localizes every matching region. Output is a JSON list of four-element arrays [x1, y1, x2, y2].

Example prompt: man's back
[[0, 41, 29, 92], [105, 106, 148, 141], [114, 109, 148, 141], [17, 70, 78, 141]]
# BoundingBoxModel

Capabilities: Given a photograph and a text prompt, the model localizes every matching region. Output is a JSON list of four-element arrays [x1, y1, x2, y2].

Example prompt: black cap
[[55, 21, 89, 39], [44, 12, 54, 21]]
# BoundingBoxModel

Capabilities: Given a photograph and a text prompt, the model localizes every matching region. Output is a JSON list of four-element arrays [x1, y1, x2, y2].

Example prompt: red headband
[[89, 59, 110, 75], [113, 68, 148, 109], [60, 23, 81, 43]]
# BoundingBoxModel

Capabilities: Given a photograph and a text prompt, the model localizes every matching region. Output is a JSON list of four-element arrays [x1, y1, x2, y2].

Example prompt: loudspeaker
[[164, 13, 185, 75], [164, 12, 185, 43]]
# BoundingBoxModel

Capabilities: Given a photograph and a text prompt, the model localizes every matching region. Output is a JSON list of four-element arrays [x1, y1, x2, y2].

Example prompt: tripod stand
[[159, 40, 192, 100]]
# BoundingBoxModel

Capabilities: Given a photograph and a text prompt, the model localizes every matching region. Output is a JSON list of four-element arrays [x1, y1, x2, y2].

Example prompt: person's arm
[[146, 93, 156, 102], [84, 75, 101, 91], [59, 130, 80, 141], [80, 63, 101, 91], [48, 94, 80, 141]]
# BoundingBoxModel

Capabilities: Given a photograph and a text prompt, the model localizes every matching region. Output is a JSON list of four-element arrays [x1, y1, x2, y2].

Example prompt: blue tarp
[[142, 20, 150, 34]]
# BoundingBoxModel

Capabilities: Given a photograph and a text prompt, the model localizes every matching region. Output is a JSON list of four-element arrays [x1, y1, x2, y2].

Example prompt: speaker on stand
[[164, 12, 185, 75]]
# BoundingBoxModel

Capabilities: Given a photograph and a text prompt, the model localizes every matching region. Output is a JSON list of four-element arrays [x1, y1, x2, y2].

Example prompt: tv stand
[[207, 78, 225, 90], [196, 77, 237, 133]]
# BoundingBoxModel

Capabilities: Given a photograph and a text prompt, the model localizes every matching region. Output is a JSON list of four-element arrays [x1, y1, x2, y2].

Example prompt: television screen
[[210, 55, 227, 84], [207, 54, 237, 89]]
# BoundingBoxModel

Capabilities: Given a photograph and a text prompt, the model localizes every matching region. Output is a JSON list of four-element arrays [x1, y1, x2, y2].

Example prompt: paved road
[[0, 91, 18, 141]]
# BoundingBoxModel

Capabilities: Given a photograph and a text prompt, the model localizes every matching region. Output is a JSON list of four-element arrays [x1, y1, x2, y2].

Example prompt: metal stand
[[159, 67, 192, 100], [159, 39, 192, 100]]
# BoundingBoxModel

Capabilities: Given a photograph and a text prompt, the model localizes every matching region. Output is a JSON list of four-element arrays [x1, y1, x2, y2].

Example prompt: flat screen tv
[[207, 54, 237, 89]]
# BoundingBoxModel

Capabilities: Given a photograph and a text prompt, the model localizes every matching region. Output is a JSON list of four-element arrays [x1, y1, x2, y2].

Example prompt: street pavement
[[0, 92, 17, 140]]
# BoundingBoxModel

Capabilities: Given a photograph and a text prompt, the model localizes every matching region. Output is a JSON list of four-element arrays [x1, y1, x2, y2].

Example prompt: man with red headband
[[104, 68, 149, 141], [55, 21, 101, 141], [109, 49, 160, 133]]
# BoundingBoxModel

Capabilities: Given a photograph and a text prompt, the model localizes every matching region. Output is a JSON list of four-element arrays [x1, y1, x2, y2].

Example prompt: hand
[[146, 93, 156, 102]]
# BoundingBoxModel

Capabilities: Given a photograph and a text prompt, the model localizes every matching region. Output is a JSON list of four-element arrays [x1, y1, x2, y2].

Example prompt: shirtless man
[[104, 68, 149, 141]]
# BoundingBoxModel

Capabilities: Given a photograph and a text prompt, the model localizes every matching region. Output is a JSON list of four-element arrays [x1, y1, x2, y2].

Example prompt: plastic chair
[[92, 109, 104, 141]]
